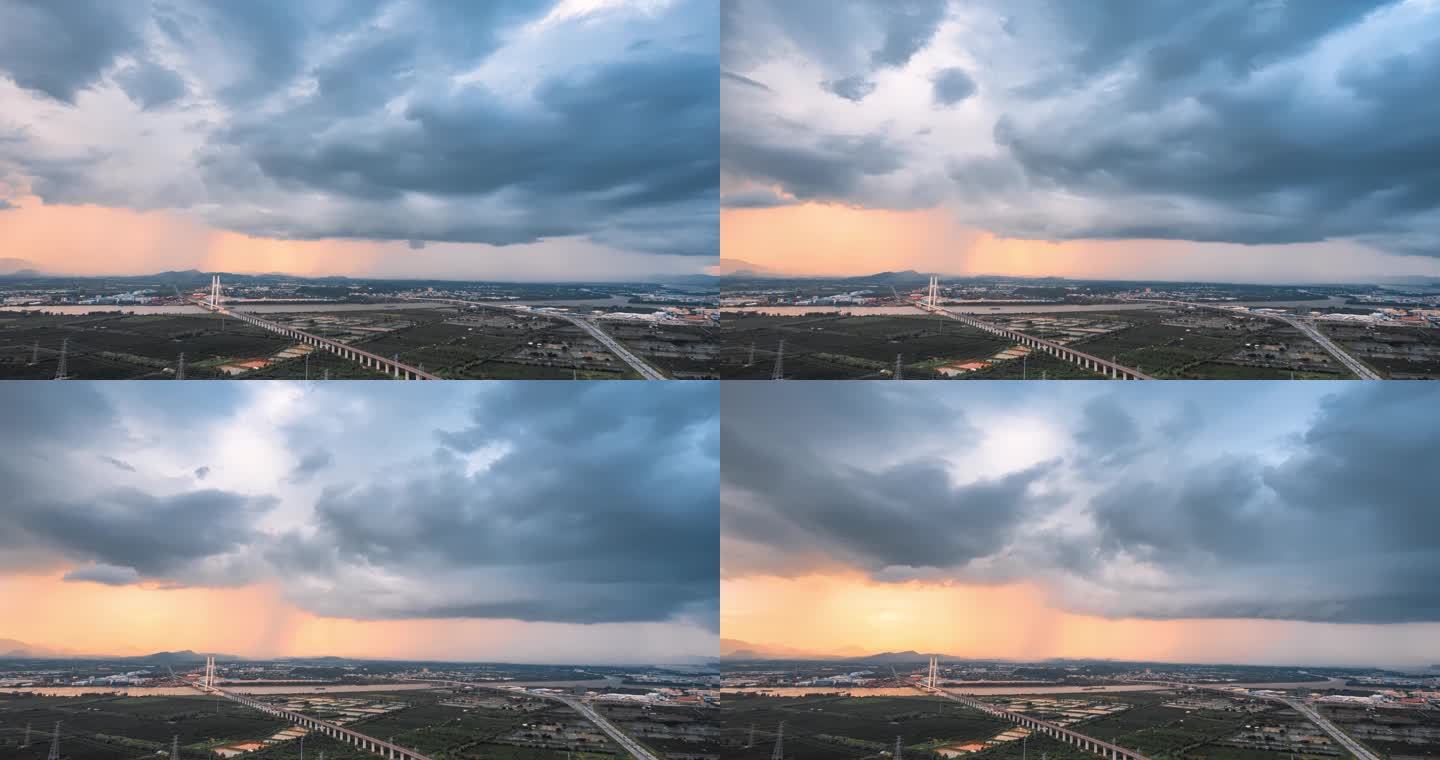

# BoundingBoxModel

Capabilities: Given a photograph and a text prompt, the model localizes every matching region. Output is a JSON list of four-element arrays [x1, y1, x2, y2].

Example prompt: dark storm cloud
[[726, 383, 1440, 626], [274, 384, 719, 628], [100, 456, 137, 473], [0, 0, 145, 103], [0, 0, 717, 257], [10, 489, 273, 579], [721, 384, 1057, 577], [722, 129, 910, 204], [287, 450, 333, 483], [0, 384, 719, 629], [822, 75, 877, 102], [63, 564, 143, 586], [725, 0, 1440, 256], [721, 188, 797, 209], [1064, 386, 1440, 624], [114, 60, 188, 111], [870, 0, 948, 68], [722, 70, 773, 92], [931, 67, 975, 106]]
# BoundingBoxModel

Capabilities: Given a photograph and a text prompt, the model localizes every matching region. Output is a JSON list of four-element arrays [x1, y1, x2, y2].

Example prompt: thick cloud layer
[[0, 0, 717, 257], [722, 383, 1440, 626], [0, 383, 719, 631], [723, 0, 1440, 257]]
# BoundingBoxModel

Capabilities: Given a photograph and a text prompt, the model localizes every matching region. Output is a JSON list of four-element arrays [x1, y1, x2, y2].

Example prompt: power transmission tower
[[322, 368, 330, 381], [29, 341, 38, 365], [895, 735, 903, 759], [47, 721, 60, 760], [176, 353, 186, 380], [171, 734, 180, 760], [747, 342, 755, 365], [747, 724, 755, 748], [771, 339, 785, 380], [54, 338, 69, 380], [22, 722, 30, 748], [304, 352, 310, 381], [770, 721, 785, 760], [894, 354, 902, 380]]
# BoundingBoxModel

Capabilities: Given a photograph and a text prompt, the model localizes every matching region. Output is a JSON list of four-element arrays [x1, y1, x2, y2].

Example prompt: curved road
[[1128, 680, 1380, 760], [400, 296, 668, 380], [1125, 298, 1381, 379], [402, 678, 661, 760]]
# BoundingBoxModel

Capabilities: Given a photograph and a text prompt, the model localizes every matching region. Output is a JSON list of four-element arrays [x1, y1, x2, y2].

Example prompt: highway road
[[1128, 680, 1381, 760], [557, 695, 663, 760], [400, 678, 662, 760], [562, 315, 668, 379], [400, 296, 669, 380], [1284, 698, 1382, 760], [1280, 315, 1382, 379], [1125, 297, 1382, 379]]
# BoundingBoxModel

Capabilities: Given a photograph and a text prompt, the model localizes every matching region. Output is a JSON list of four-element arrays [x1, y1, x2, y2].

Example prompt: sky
[[0, 382, 719, 664], [0, 0, 718, 281], [722, 382, 1440, 668], [720, 0, 1440, 283]]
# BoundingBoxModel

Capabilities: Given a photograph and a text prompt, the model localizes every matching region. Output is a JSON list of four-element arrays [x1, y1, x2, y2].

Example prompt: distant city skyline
[[0, 383, 719, 663], [0, 0, 717, 279], [721, 0, 1440, 282], [722, 382, 1440, 668]]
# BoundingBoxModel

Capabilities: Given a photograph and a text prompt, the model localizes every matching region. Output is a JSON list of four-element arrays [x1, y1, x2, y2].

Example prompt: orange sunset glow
[[2, 569, 701, 664], [721, 573, 1440, 667], [720, 204, 1440, 283]]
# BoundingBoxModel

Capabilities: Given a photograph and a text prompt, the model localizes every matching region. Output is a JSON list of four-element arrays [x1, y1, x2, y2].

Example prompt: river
[[722, 304, 1164, 316], [721, 677, 1350, 698], [0, 683, 436, 697], [721, 296, 1350, 317], [0, 296, 636, 316]]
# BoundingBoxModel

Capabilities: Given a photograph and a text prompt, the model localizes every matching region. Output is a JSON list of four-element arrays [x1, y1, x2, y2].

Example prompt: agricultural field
[[719, 313, 1012, 379], [0, 689, 709, 759], [721, 694, 1010, 760], [0, 304, 715, 379], [0, 312, 290, 379], [0, 694, 288, 760], [717, 306, 1362, 380], [1322, 323, 1440, 378]]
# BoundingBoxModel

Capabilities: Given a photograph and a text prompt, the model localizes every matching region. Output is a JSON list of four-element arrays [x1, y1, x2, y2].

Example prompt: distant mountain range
[[0, 258, 43, 276], [0, 638, 84, 659], [0, 642, 247, 662]]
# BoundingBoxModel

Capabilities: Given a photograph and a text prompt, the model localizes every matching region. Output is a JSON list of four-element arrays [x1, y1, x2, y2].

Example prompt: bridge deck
[[196, 301, 439, 379], [918, 684, 1150, 760], [916, 303, 1153, 379]]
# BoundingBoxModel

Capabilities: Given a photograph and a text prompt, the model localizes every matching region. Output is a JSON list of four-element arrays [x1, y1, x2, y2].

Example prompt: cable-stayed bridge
[[915, 276, 1153, 380], [193, 276, 438, 379], [183, 666, 430, 760], [911, 677, 1151, 760]]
